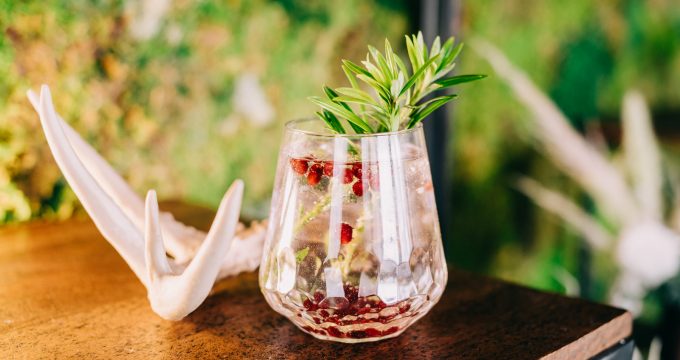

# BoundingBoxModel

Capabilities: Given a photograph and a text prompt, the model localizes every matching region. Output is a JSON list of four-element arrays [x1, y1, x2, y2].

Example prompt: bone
[[34, 85, 149, 285], [144, 182, 242, 320], [28, 85, 266, 320]]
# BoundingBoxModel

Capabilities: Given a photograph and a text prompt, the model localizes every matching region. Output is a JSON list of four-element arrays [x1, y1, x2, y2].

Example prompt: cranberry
[[357, 306, 372, 315], [290, 158, 309, 175], [307, 163, 323, 185], [303, 298, 318, 311], [351, 162, 362, 178], [327, 326, 343, 338], [313, 291, 325, 303], [303, 299, 313, 309], [352, 181, 363, 196], [343, 284, 359, 303], [340, 223, 353, 245], [399, 303, 411, 314], [382, 326, 399, 335], [342, 168, 354, 184], [365, 328, 382, 337], [323, 161, 334, 177]]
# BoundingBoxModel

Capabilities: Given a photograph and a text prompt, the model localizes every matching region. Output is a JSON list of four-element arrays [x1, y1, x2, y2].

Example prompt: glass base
[[262, 288, 439, 343]]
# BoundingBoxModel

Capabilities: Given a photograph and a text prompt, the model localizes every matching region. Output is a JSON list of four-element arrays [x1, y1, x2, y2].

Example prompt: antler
[[27, 85, 266, 320]]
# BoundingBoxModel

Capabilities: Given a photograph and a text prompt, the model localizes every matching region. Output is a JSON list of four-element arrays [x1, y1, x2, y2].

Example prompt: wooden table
[[0, 203, 633, 359]]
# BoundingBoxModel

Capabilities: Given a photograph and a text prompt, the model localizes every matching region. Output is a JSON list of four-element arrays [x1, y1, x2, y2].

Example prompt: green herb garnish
[[309, 32, 486, 134], [295, 247, 310, 263]]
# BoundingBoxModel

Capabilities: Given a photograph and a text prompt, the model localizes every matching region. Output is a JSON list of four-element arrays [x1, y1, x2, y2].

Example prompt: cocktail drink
[[259, 118, 447, 343]]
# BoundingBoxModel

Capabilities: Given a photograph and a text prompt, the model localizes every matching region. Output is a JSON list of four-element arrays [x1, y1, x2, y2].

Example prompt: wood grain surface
[[0, 202, 631, 359]]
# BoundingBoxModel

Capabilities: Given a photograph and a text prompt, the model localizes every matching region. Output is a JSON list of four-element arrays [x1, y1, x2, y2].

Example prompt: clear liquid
[[261, 150, 446, 342]]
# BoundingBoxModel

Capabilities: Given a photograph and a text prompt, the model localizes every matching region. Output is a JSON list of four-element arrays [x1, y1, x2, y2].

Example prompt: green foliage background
[[452, 0, 680, 306], [0, 0, 408, 222]]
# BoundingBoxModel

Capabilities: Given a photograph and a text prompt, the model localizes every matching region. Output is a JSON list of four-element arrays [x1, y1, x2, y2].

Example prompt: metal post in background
[[417, 0, 460, 251]]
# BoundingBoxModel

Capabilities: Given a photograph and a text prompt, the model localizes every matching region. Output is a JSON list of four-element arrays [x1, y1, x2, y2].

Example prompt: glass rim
[[284, 118, 423, 138]]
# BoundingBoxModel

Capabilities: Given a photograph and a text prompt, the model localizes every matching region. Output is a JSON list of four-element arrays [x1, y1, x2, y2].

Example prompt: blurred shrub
[[0, 0, 407, 222], [453, 0, 680, 294]]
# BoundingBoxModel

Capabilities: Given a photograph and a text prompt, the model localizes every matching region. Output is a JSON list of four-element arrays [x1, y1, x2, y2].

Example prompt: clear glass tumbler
[[259, 118, 447, 343]]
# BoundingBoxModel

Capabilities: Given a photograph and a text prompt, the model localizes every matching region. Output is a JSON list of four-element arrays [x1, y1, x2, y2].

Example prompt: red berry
[[382, 326, 399, 335], [303, 299, 313, 309], [303, 298, 318, 311], [357, 306, 371, 315], [342, 168, 354, 184], [327, 326, 343, 338], [340, 223, 353, 245], [351, 162, 362, 178], [352, 181, 363, 196], [307, 163, 323, 185], [290, 158, 309, 175], [314, 291, 325, 303], [323, 161, 334, 177], [399, 303, 411, 314], [365, 328, 381, 337]]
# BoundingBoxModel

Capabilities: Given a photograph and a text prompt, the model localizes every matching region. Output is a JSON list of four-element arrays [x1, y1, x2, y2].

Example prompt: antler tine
[[29, 87, 145, 223], [32, 85, 148, 285], [27, 89, 202, 261], [145, 181, 243, 320], [144, 190, 173, 281]]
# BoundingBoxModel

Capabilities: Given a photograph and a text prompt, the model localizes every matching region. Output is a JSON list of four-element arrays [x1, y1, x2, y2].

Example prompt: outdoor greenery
[[0, 0, 408, 220]]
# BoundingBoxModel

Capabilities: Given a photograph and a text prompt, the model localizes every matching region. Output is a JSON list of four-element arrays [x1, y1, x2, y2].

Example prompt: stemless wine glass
[[259, 118, 447, 343]]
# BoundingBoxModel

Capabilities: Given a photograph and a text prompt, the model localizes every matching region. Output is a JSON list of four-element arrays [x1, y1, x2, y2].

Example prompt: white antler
[[27, 85, 266, 320]]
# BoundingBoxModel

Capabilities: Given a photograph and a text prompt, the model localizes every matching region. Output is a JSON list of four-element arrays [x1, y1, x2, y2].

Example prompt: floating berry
[[340, 223, 353, 245], [323, 161, 334, 177], [351, 162, 362, 178], [307, 163, 323, 185], [290, 158, 309, 175], [352, 181, 363, 196], [342, 168, 354, 184]]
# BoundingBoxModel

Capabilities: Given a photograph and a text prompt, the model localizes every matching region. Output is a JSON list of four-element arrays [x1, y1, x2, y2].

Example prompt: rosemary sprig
[[309, 32, 486, 133]]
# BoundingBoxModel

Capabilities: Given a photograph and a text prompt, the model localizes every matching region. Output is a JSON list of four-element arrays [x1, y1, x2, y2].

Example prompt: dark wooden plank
[[0, 203, 631, 359]]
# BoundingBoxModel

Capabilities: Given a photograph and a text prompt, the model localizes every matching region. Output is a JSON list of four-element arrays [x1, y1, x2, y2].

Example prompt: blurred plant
[[474, 39, 680, 318], [0, 0, 408, 222]]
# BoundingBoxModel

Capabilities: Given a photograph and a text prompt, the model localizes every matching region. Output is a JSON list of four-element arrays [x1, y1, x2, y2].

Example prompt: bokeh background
[[2, 0, 680, 357]]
